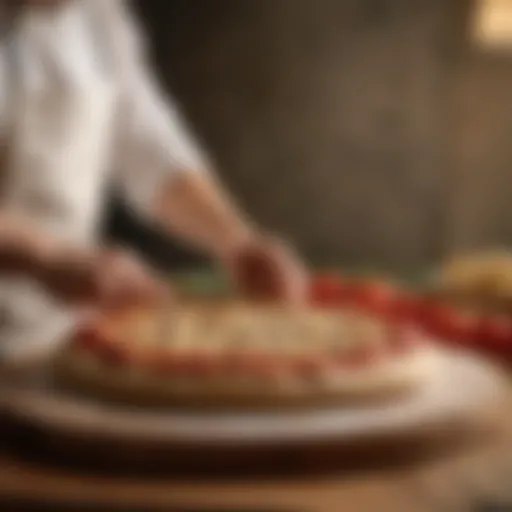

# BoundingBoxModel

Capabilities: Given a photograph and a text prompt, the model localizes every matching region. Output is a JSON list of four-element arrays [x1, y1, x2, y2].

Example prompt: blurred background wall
[[107, 0, 512, 272]]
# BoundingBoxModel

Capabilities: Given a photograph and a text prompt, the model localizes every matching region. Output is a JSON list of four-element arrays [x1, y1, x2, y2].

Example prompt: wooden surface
[[0, 418, 510, 512], [0, 376, 510, 511]]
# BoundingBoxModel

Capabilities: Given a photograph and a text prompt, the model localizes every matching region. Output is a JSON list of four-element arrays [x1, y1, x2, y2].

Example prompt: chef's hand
[[225, 235, 309, 304], [38, 248, 167, 310]]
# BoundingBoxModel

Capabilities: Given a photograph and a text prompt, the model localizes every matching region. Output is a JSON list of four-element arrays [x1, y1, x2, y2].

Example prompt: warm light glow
[[472, 0, 512, 49]]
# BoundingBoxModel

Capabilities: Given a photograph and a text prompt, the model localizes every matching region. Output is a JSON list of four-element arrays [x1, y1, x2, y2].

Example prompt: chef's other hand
[[226, 235, 308, 304], [38, 248, 167, 310]]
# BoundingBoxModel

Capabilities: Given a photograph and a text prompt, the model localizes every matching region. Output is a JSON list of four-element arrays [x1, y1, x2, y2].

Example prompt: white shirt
[[0, 0, 206, 365]]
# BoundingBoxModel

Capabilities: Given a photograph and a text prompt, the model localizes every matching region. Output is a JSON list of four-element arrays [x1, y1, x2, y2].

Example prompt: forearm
[[0, 214, 48, 276], [153, 172, 256, 260]]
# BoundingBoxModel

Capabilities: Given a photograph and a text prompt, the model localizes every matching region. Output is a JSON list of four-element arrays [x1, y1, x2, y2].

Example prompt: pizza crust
[[53, 345, 438, 410]]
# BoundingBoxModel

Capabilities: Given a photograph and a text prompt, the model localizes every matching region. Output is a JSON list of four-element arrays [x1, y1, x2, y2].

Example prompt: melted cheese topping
[[110, 305, 391, 357]]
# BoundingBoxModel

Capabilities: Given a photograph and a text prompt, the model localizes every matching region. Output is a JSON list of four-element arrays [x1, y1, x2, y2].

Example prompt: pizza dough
[[52, 301, 439, 410]]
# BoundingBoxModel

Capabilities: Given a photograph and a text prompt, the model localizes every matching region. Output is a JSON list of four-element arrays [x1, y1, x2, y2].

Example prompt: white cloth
[[0, 0, 207, 364]]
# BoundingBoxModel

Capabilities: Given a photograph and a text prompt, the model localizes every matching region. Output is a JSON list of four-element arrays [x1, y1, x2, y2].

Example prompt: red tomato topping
[[475, 315, 512, 355], [309, 273, 347, 307], [420, 302, 478, 346], [349, 280, 400, 317], [390, 293, 423, 324]]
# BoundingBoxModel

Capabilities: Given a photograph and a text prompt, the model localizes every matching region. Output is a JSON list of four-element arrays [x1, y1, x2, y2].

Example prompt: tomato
[[475, 315, 512, 356], [349, 280, 400, 317], [309, 273, 347, 307], [421, 302, 478, 346], [390, 293, 423, 324], [413, 299, 433, 333]]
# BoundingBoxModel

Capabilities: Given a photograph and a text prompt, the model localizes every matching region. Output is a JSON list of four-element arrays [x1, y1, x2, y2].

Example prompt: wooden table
[[0, 392, 510, 512]]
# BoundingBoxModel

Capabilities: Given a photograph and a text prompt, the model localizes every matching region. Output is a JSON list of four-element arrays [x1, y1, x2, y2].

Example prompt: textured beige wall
[[448, 11, 512, 254], [136, 0, 512, 269]]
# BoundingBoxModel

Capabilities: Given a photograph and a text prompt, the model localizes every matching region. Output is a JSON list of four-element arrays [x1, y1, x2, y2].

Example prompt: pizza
[[52, 301, 439, 409]]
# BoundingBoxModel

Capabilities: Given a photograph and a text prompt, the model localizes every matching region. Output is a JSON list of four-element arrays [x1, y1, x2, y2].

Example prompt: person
[[0, 0, 308, 366]]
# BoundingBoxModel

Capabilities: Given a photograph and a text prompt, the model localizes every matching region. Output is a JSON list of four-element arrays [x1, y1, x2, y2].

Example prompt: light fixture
[[472, 0, 512, 49]]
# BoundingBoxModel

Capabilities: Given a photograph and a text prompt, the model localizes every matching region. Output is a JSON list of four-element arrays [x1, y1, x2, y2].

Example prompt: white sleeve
[[106, 1, 209, 216], [0, 38, 10, 145]]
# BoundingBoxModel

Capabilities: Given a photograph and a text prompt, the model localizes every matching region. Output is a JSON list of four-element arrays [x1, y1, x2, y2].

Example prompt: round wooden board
[[0, 350, 507, 475]]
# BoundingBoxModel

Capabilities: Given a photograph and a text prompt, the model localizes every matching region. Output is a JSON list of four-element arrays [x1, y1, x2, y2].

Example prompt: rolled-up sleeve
[[108, 1, 209, 216]]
